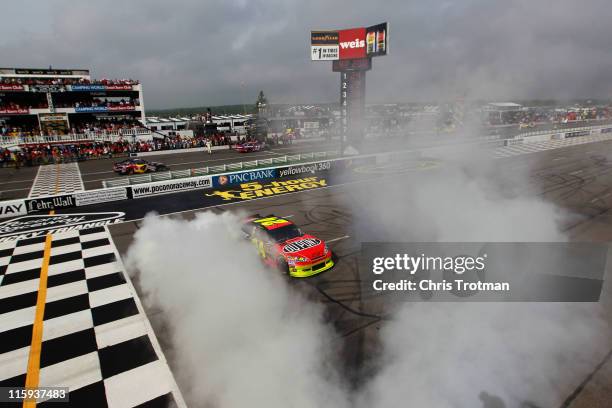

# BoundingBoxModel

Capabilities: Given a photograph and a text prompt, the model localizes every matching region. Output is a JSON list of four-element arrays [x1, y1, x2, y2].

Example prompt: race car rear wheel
[[277, 258, 289, 275], [126, 168, 134, 175]]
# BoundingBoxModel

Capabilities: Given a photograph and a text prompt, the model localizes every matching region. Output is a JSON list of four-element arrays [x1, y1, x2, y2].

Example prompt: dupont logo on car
[[283, 238, 322, 253]]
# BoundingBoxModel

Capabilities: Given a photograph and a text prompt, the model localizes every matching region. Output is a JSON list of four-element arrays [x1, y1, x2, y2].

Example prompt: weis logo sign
[[338, 27, 366, 59]]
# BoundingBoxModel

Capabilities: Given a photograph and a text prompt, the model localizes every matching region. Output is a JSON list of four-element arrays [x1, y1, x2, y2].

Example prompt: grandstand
[[0, 67, 145, 145]]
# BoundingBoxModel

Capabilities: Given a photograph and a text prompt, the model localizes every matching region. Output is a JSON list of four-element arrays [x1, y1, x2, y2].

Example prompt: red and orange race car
[[234, 140, 266, 153], [113, 158, 169, 175], [241, 214, 334, 277]]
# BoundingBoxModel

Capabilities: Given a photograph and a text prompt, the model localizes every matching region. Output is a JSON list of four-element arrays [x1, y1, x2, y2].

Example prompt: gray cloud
[[2, 0, 611, 108]]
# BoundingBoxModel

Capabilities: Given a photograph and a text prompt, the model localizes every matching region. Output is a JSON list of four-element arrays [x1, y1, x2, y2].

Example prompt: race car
[[234, 140, 266, 153], [113, 158, 169, 175], [241, 215, 334, 277]]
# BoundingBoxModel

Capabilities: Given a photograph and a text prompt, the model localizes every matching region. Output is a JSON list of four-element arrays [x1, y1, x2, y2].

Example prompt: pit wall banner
[[25, 195, 76, 213], [130, 176, 212, 198], [566, 130, 591, 138], [277, 161, 333, 178], [74, 188, 128, 206], [212, 168, 278, 187], [0, 199, 27, 219]]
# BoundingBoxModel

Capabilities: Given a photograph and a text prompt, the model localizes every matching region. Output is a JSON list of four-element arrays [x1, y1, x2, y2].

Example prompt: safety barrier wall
[[4, 125, 612, 219], [103, 135, 506, 188], [0, 134, 561, 219], [0, 146, 428, 218], [506, 125, 612, 146], [102, 151, 339, 188]]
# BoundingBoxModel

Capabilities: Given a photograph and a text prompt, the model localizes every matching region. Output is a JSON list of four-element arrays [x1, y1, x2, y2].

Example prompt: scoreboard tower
[[311, 23, 388, 155]]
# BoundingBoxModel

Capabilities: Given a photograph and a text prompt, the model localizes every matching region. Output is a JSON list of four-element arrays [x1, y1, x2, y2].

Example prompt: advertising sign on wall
[[74, 188, 128, 206], [0, 199, 27, 219], [25, 194, 76, 213], [30, 85, 66, 93], [75, 106, 108, 113], [71, 84, 106, 92], [130, 176, 212, 198], [0, 108, 28, 114], [0, 84, 24, 91], [212, 168, 277, 187], [39, 113, 70, 135]]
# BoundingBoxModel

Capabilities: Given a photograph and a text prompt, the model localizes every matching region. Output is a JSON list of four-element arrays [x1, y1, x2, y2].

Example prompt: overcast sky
[[2, 0, 611, 109]]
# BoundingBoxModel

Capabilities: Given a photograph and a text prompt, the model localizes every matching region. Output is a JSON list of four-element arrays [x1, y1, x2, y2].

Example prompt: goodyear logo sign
[[213, 169, 277, 187], [206, 177, 327, 201]]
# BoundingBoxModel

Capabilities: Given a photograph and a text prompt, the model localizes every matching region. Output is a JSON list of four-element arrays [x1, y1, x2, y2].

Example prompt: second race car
[[234, 140, 266, 153], [113, 158, 169, 175], [241, 214, 334, 277]]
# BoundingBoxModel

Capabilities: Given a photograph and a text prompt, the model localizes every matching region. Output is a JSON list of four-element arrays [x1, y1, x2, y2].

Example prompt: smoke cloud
[[348, 127, 611, 407], [124, 137, 611, 408], [125, 212, 349, 408]]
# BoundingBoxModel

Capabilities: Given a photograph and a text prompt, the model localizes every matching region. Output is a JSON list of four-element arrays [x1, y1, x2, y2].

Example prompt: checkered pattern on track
[[0, 227, 185, 407], [29, 162, 85, 198]]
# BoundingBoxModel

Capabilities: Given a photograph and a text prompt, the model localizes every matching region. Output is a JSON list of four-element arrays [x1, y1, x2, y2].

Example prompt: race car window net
[[266, 225, 303, 243]]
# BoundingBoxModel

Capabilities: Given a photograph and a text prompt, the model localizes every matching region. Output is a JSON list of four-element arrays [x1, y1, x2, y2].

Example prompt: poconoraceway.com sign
[[0, 212, 125, 242], [0, 199, 27, 219], [130, 176, 212, 198]]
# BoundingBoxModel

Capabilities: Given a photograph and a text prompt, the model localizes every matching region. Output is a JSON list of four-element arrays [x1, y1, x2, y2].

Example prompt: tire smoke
[[125, 211, 349, 408], [349, 135, 612, 407]]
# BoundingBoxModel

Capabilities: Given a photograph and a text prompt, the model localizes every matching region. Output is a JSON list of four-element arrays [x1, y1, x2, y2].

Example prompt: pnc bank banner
[[311, 22, 388, 61]]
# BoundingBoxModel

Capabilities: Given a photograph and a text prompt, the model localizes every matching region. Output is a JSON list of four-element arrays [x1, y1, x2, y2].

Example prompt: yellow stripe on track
[[23, 210, 54, 407]]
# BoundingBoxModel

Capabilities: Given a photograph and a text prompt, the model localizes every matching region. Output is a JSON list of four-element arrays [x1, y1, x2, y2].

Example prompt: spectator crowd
[[0, 133, 233, 168], [0, 77, 139, 86]]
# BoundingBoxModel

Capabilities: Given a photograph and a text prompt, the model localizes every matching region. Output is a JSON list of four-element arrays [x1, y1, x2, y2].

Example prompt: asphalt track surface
[[89, 138, 612, 407]]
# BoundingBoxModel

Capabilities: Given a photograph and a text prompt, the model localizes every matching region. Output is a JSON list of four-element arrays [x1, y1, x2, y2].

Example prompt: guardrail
[[102, 151, 338, 188], [0, 128, 157, 147], [505, 124, 612, 146], [514, 125, 610, 139]]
